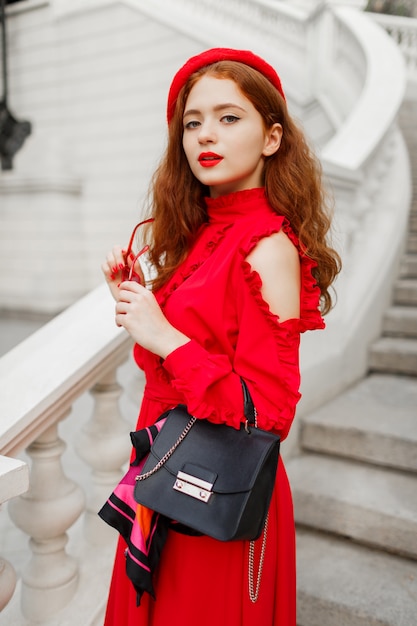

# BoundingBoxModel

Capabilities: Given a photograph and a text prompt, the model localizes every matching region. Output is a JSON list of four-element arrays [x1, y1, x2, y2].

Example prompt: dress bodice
[[133, 187, 323, 438]]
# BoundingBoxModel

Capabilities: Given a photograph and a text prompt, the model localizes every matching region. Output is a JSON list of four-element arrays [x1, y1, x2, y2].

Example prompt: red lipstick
[[198, 152, 223, 168]]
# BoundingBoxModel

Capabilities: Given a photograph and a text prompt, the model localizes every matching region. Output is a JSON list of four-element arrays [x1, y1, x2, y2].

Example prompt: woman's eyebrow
[[183, 103, 246, 118]]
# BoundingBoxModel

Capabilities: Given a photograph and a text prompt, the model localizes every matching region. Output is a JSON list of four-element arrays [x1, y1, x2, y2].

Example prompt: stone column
[[0, 456, 29, 612], [76, 367, 132, 544], [8, 422, 85, 621]]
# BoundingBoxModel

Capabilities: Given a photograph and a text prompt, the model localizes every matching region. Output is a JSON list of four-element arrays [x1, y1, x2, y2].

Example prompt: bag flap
[[141, 406, 280, 494]]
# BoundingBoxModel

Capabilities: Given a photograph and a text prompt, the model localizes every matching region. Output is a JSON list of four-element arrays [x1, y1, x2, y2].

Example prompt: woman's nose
[[198, 122, 216, 144]]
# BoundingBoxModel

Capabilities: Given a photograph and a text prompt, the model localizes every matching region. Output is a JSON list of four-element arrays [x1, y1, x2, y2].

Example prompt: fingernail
[[111, 266, 117, 273], [129, 253, 135, 261], [119, 263, 125, 270]]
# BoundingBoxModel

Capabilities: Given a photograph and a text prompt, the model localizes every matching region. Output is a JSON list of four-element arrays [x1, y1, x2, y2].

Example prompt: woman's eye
[[222, 115, 240, 124], [184, 120, 200, 129]]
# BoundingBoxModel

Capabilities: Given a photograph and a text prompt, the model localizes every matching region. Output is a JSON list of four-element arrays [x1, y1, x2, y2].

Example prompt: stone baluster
[[0, 556, 17, 612], [76, 366, 132, 544], [8, 421, 85, 621], [0, 456, 29, 612]]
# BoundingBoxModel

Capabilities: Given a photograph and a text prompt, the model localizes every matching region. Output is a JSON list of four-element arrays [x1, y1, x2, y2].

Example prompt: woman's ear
[[263, 123, 282, 157]]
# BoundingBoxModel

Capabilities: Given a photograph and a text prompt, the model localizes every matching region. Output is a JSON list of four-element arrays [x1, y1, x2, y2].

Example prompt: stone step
[[287, 454, 417, 559], [409, 232, 417, 253], [297, 529, 417, 626], [299, 374, 417, 473], [383, 305, 417, 337], [369, 336, 417, 375], [400, 254, 417, 278], [393, 278, 417, 306]]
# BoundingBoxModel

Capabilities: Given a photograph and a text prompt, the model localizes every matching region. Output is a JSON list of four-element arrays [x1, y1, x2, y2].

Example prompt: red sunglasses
[[121, 218, 154, 283]]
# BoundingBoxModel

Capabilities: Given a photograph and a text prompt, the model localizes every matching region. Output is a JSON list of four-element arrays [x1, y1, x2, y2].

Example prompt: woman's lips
[[198, 152, 223, 168]]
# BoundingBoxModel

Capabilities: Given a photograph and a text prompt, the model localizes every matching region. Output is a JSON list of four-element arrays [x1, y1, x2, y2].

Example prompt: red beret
[[167, 47, 286, 124]]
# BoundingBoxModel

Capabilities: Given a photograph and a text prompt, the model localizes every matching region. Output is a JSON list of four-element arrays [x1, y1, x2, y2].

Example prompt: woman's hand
[[115, 281, 189, 358], [101, 246, 145, 301]]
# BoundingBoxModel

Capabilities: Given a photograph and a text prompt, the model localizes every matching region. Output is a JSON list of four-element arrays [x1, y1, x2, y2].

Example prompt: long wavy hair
[[144, 61, 341, 314]]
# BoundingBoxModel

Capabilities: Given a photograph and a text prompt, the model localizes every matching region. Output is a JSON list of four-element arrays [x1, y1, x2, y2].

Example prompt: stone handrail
[[0, 285, 133, 620]]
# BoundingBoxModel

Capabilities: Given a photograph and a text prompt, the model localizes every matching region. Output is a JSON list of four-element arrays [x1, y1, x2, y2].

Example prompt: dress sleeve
[[162, 238, 324, 441]]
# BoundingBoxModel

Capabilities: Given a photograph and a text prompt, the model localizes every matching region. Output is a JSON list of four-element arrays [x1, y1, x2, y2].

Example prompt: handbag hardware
[[249, 512, 268, 603], [173, 470, 213, 502]]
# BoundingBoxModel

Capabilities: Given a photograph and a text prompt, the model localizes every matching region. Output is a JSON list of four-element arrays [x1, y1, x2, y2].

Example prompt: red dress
[[104, 188, 324, 626]]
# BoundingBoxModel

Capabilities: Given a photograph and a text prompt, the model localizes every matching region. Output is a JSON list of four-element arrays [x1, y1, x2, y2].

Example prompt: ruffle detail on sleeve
[[240, 218, 325, 335], [162, 340, 243, 429], [156, 223, 233, 309], [282, 220, 325, 333]]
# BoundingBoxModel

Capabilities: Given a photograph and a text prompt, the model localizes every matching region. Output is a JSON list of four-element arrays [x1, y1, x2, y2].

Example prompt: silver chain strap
[[248, 513, 269, 603], [135, 416, 196, 482]]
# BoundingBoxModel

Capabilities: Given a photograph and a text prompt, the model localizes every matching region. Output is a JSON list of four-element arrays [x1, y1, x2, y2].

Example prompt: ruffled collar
[[204, 188, 271, 225]]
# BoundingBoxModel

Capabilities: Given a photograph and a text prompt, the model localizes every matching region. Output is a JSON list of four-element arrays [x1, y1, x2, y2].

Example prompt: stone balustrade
[[372, 13, 417, 80], [0, 285, 134, 621], [318, 7, 406, 244]]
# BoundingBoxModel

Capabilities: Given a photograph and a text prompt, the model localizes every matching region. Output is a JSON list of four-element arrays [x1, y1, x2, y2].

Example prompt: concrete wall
[[0, 1, 204, 312]]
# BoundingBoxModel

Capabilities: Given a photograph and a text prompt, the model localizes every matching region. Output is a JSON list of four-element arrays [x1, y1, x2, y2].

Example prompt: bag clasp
[[173, 470, 213, 502]]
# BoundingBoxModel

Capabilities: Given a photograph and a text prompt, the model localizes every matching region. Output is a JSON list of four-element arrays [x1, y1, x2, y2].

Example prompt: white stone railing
[[371, 12, 417, 81], [0, 285, 134, 621], [318, 6, 406, 244]]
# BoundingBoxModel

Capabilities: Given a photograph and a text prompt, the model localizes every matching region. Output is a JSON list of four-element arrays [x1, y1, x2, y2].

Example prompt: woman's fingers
[[114, 282, 189, 357], [102, 246, 126, 281], [102, 246, 131, 301]]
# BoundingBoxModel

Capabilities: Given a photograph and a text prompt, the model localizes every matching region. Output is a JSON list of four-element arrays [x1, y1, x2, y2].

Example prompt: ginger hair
[[144, 61, 341, 314]]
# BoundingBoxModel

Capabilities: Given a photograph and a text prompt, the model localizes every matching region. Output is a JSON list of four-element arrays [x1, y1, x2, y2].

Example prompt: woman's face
[[182, 75, 282, 198]]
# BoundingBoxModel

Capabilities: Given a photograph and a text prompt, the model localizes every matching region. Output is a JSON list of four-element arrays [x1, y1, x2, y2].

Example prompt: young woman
[[101, 48, 341, 626]]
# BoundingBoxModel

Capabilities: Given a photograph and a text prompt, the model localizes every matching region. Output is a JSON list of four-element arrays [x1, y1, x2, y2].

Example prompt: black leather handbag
[[133, 380, 280, 543]]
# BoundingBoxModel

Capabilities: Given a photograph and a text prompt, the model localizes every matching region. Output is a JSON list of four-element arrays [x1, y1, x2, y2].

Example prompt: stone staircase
[[289, 100, 417, 626]]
